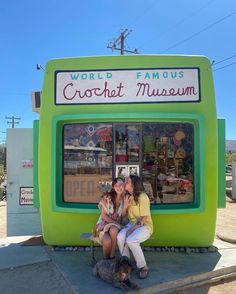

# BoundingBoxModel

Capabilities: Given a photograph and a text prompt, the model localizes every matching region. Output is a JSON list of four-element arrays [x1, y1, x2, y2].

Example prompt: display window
[[115, 124, 141, 177], [63, 122, 194, 205], [63, 123, 113, 203], [142, 123, 194, 204]]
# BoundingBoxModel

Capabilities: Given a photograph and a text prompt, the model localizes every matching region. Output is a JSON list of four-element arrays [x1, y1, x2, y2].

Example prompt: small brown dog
[[93, 256, 140, 292]]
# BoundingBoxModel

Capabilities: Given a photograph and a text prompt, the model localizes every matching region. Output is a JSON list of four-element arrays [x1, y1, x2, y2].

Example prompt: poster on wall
[[115, 165, 140, 178], [128, 165, 140, 176], [19, 187, 34, 205], [116, 165, 128, 178]]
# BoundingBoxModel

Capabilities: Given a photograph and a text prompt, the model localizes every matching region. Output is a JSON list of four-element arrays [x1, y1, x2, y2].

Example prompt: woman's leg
[[126, 226, 150, 269], [117, 223, 132, 258], [109, 226, 119, 258], [102, 232, 112, 259]]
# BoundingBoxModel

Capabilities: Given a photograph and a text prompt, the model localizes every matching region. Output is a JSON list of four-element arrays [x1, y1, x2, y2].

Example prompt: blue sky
[[0, 0, 235, 142]]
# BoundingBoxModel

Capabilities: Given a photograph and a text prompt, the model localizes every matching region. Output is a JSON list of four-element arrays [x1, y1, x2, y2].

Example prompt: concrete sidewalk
[[1, 195, 236, 293], [1, 236, 236, 294]]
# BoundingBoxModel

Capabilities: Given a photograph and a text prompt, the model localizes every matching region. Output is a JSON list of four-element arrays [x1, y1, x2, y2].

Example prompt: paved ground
[[175, 276, 236, 294], [177, 182, 236, 294], [0, 201, 74, 293], [0, 261, 74, 294], [216, 197, 236, 243], [1, 187, 236, 293]]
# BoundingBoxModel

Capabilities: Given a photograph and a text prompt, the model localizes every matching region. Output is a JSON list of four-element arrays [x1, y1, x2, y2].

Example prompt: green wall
[[38, 55, 219, 246]]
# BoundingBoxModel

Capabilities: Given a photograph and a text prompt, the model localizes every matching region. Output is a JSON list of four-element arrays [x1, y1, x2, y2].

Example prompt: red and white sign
[[22, 160, 33, 168], [55, 68, 200, 104], [19, 187, 34, 205]]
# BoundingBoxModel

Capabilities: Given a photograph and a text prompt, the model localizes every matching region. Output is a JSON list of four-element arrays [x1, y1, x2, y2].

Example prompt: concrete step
[[141, 265, 236, 294]]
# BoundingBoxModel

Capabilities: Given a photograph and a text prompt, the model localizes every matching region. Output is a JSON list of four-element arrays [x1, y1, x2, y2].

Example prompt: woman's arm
[[121, 194, 130, 217], [100, 206, 121, 225], [126, 193, 150, 237], [138, 215, 148, 226], [126, 215, 148, 237]]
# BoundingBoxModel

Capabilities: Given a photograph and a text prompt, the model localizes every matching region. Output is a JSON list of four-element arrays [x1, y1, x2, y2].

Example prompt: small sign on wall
[[21, 160, 33, 168], [19, 187, 34, 205]]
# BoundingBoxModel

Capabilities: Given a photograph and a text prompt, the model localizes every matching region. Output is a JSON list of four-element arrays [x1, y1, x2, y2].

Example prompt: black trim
[[61, 122, 195, 207], [19, 186, 34, 206]]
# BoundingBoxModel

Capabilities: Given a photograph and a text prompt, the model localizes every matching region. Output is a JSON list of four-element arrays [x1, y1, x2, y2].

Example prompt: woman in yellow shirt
[[117, 175, 153, 279]]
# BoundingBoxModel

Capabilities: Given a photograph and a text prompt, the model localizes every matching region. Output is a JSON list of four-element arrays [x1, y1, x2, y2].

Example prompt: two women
[[96, 175, 153, 279]]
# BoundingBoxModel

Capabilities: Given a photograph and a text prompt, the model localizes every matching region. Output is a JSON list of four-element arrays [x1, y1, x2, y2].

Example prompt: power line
[[128, 0, 158, 28], [212, 54, 236, 66], [157, 0, 216, 43], [162, 11, 236, 53], [213, 61, 236, 72], [169, 0, 216, 29], [36, 64, 45, 71]]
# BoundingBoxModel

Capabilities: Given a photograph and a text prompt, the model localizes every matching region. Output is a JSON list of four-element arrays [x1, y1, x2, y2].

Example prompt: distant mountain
[[226, 140, 236, 152]]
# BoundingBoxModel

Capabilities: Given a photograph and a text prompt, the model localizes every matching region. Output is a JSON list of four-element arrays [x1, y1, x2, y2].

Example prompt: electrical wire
[[162, 11, 236, 53], [157, 0, 217, 43], [213, 61, 236, 72], [128, 0, 159, 28], [212, 54, 236, 66]]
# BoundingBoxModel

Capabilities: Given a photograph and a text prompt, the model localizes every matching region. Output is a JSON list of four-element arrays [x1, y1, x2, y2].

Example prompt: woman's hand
[[126, 216, 147, 238], [121, 194, 130, 218], [123, 194, 130, 209], [101, 207, 120, 225], [126, 228, 134, 238], [126, 223, 140, 238]]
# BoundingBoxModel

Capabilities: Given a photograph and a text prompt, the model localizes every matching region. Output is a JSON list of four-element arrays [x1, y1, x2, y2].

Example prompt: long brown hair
[[129, 175, 145, 203], [109, 177, 124, 210]]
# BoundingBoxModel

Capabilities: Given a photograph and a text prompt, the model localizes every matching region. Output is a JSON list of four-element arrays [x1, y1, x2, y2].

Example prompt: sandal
[[139, 266, 149, 279]]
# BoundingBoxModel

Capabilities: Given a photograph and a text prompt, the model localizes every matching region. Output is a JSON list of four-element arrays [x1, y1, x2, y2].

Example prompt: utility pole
[[107, 29, 139, 55], [5, 116, 21, 128]]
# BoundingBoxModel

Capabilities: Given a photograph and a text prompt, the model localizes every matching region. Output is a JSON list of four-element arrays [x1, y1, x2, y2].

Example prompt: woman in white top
[[95, 177, 126, 259]]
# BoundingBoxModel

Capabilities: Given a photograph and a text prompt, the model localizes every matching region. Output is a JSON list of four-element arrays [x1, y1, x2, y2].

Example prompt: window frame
[[51, 113, 205, 214]]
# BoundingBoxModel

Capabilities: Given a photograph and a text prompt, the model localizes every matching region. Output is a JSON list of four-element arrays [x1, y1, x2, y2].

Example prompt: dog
[[93, 256, 140, 292]]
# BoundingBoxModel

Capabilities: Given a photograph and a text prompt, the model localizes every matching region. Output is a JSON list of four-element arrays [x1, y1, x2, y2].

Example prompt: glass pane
[[115, 125, 140, 163], [142, 123, 194, 204], [63, 123, 112, 203]]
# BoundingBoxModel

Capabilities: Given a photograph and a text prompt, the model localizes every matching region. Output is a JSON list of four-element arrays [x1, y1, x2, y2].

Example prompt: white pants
[[117, 222, 151, 269]]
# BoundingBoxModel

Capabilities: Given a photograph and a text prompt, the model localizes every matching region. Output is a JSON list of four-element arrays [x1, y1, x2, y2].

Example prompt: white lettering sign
[[55, 68, 200, 104], [20, 187, 34, 205]]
